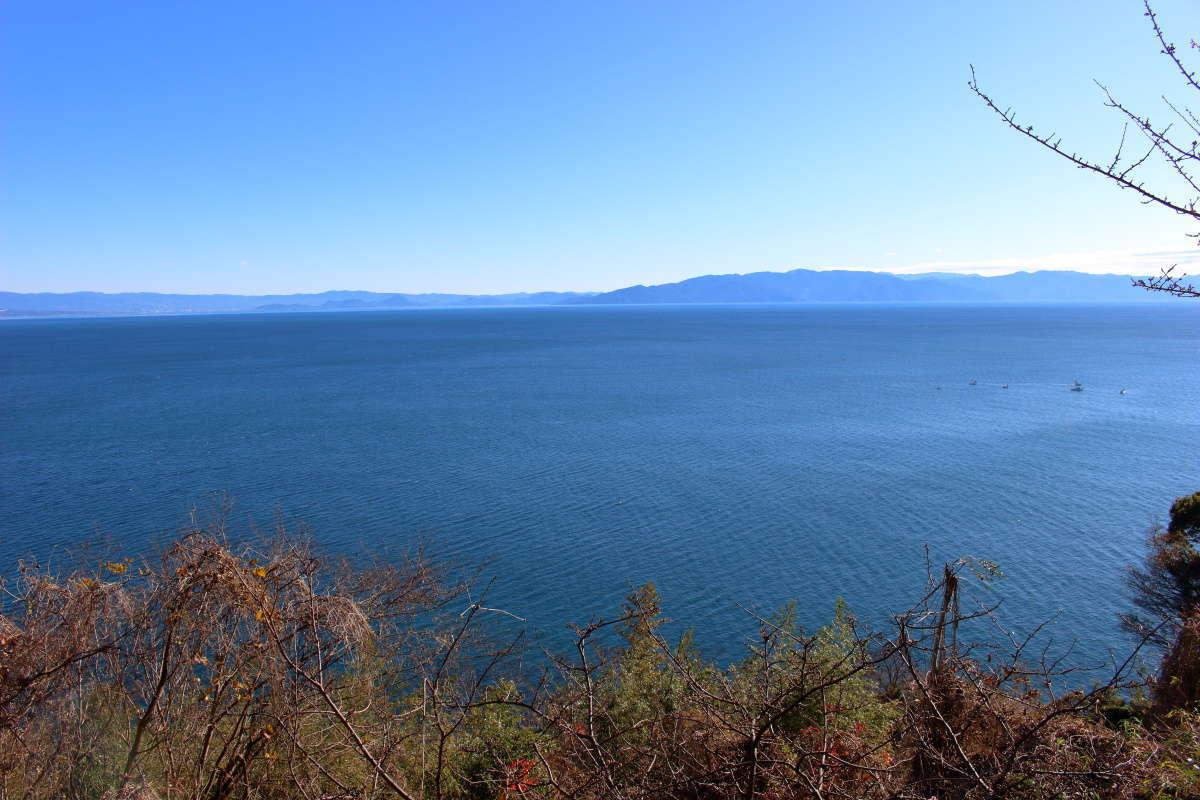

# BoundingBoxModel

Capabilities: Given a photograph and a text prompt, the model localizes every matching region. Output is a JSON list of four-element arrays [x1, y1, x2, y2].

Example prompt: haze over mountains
[[0, 290, 592, 317], [0, 268, 1170, 317], [577, 268, 1163, 304]]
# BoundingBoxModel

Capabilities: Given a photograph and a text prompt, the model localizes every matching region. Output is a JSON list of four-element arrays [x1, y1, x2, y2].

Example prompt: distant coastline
[[1, 268, 1172, 318]]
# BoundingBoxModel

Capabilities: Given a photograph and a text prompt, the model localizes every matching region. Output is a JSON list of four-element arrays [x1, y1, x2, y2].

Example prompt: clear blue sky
[[4, 0, 1199, 294]]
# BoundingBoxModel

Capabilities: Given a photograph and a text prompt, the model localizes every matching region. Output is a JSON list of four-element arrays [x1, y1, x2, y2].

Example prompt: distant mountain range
[[571, 269, 1166, 305], [0, 290, 593, 317], [0, 269, 1171, 317]]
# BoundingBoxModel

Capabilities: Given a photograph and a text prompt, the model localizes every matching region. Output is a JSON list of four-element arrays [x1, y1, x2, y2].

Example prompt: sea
[[2, 303, 1198, 671]]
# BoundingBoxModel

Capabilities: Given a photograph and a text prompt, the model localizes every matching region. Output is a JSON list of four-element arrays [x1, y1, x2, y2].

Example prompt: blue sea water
[[2, 304, 1198, 668]]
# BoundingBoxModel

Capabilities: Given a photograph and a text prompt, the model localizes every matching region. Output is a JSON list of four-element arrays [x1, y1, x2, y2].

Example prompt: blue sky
[[4, 0, 1200, 294]]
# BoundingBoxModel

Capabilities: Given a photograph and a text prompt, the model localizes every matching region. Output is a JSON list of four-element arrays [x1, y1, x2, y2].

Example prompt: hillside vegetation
[[1, 501, 1198, 800]]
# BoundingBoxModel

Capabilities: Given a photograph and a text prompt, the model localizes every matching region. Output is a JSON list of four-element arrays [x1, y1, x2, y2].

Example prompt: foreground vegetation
[[1, 497, 1198, 800]]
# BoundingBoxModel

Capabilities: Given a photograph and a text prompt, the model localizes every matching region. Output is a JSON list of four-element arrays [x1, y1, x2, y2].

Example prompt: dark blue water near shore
[[2, 304, 1198, 666]]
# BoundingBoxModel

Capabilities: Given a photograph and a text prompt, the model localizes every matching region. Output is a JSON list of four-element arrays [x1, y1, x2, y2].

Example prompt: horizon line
[[1, 266, 1156, 297]]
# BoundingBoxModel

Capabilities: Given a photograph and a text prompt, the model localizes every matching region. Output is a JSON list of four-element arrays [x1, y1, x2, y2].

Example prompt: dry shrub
[[0, 525, 482, 800], [1125, 708, 1200, 799], [0, 529, 1193, 800], [1150, 609, 1200, 721], [900, 665, 1133, 800]]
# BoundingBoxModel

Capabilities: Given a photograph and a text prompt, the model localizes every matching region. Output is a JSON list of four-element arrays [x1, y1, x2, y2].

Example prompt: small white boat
[[1120, 388, 1127, 395], [968, 379, 977, 386], [1070, 381, 1084, 392]]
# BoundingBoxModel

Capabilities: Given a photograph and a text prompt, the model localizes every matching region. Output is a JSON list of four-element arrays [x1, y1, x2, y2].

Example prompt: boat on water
[[1071, 381, 1084, 392], [1001, 384, 1008, 389], [968, 379, 977, 386], [1120, 388, 1127, 395]]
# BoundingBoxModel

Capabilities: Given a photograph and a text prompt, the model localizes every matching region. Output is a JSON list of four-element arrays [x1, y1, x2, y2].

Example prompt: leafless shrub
[[0, 522, 1189, 799]]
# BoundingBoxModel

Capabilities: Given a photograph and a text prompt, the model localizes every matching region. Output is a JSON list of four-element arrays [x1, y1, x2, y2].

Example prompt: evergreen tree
[[1123, 490, 1200, 647]]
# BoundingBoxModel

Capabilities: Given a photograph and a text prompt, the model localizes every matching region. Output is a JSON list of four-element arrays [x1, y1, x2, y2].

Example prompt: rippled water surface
[[3, 304, 1197, 665]]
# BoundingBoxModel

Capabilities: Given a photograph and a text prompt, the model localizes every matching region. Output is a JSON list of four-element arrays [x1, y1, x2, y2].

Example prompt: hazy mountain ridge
[[575, 268, 1165, 304], [0, 269, 1168, 316], [0, 290, 594, 316], [574, 269, 988, 304]]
